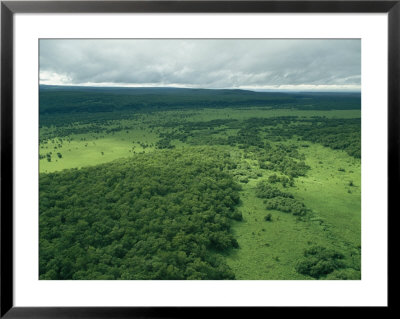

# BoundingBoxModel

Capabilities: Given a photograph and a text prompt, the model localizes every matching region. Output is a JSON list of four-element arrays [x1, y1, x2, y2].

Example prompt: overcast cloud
[[39, 39, 361, 91]]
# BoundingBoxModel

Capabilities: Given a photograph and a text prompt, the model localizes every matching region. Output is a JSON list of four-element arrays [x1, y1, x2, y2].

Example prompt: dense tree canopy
[[295, 246, 345, 279], [40, 148, 242, 280]]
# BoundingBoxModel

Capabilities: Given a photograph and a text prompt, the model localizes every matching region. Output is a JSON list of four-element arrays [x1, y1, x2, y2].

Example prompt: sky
[[39, 39, 361, 91]]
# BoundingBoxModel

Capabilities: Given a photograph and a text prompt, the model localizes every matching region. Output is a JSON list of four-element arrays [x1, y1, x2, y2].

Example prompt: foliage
[[264, 213, 272, 222], [268, 174, 294, 187], [265, 197, 310, 216], [255, 181, 310, 216], [255, 182, 294, 199], [295, 246, 345, 278], [40, 148, 241, 280]]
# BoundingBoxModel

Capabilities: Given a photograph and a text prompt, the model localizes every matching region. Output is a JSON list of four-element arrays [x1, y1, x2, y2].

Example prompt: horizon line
[[39, 83, 361, 93]]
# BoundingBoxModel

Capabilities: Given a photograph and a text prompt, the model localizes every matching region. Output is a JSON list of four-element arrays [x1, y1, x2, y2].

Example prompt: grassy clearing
[[40, 129, 158, 173], [294, 143, 361, 248], [39, 108, 360, 173], [225, 142, 360, 279]]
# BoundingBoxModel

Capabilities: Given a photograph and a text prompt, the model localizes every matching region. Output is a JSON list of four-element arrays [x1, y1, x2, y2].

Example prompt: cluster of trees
[[39, 152, 53, 162], [39, 120, 137, 142], [40, 123, 105, 142], [295, 246, 346, 279], [153, 117, 313, 179], [153, 115, 360, 165], [257, 148, 310, 178], [152, 118, 312, 180], [265, 197, 310, 216], [155, 137, 175, 149], [256, 181, 310, 216], [227, 126, 264, 149], [266, 117, 361, 159], [267, 174, 294, 188], [39, 148, 243, 280], [256, 181, 294, 199], [300, 127, 360, 158], [151, 119, 238, 148]]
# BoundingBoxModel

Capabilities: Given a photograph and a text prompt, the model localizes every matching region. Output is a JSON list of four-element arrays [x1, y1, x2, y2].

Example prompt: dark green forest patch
[[39, 147, 242, 280], [295, 245, 360, 279]]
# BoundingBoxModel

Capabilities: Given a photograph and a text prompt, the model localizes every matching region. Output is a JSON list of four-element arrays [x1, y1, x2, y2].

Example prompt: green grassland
[[39, 108, 360, 173], [225, 143, 360, 279], [40, 129, 158, 173], [39, 88, 361, 280]]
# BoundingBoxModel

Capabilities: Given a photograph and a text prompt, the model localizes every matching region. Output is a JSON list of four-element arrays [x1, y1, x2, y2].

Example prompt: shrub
[[295, 246, 345, 279], [264, 213, 272, 222], [255, 181, 293, 199]]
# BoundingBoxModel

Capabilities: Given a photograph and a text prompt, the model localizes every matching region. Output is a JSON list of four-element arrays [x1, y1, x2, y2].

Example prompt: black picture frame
[[1, 0, 396, 317]]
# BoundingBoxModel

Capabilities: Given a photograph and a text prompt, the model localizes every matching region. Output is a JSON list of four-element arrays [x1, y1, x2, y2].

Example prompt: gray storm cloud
[[39, 39, 361, 90]]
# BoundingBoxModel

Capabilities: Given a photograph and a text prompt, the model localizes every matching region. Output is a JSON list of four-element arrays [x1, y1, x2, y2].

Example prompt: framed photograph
[[1, 0, 395, 316]]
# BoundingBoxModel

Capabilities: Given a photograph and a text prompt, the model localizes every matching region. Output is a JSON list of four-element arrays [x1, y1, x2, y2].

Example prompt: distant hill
[[39, 85, 361, 114]]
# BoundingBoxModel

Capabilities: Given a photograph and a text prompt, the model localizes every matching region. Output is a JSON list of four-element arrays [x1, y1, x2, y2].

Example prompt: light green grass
[[40, 108, 360, 173], [225, 142, 361, 279], [40, 129, 158, 173], [293, 143, 361, 248]]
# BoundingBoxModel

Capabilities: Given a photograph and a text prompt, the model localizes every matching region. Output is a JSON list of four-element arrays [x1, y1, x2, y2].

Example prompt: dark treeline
[[296, 120, 361, 158], [39, 110, 139, 128], [39, 148, 243, 280], [40, 86, 361, 115], [263, 117, 361, 158]]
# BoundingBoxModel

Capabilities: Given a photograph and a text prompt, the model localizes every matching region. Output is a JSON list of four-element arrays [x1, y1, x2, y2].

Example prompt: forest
[[40, 148, 242, 279], [40, 85, 360, 115], [39, 86, 361, 280]]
